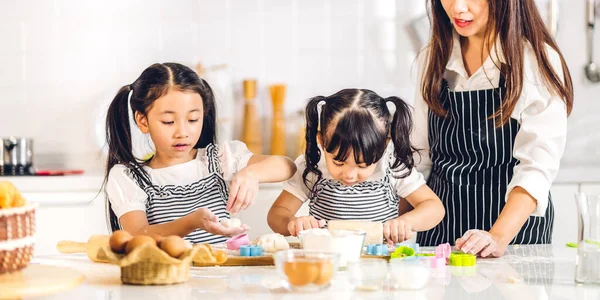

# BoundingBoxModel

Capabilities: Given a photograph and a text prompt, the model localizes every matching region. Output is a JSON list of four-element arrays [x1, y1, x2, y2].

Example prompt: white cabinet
[[581, 184, 600, 194], [31, 192, 109, 256], [550, 184, 579, 246]]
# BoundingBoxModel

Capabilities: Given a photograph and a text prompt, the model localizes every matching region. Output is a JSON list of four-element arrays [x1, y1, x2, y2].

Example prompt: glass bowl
[[273, 249, 340, 292], [389, 257, 430, 290], [347, 258, 389, 291], [298, 228, 366, 267]]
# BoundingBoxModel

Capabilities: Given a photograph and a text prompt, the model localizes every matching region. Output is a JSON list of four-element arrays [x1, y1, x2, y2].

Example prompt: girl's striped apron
[[417, 76, 554, 246], [308, 164, 400, 222], [109, 144, 230, 244]]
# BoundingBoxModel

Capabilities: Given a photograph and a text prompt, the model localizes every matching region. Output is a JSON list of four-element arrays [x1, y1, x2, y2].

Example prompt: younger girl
[[267, 89, 445, 243], [413, 0, 573, 256], [104, 63, 296, 244]]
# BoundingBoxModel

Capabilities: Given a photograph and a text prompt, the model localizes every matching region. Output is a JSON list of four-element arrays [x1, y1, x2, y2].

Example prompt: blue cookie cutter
[[366, 244, 389, 255], [239, 245, 263, 257], [396, 242, 420, 253]]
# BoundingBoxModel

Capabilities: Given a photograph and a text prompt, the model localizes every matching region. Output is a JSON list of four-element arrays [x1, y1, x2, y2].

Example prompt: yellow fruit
[[13, 196, 26, 208], [0, 181, 24, 208]]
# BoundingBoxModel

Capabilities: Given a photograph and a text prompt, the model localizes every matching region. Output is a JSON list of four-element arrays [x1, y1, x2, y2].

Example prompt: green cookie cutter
[[566, 239, 600, 248], [449, 252, 476, 267], [390, 246, 416, 259]]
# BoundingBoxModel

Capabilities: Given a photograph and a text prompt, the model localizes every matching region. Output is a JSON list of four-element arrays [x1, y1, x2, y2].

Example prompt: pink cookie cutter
[[226, 234, 251, 250], [435, 243, 451, 261]]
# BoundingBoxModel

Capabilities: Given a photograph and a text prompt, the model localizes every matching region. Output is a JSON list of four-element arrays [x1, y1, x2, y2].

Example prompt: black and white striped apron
[[111, 144, 230, 244], [417, 76, 554, 246], [308, 166, 399, 222]]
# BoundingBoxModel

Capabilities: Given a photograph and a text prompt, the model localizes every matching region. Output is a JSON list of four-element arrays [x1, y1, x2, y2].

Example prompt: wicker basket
[[99, 243, 221, 285], [0, 203, 37, 275]]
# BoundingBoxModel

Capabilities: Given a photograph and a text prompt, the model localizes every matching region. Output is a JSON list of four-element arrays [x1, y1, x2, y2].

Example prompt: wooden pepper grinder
[[269, 84, 286, 156], [241, 80, 262, 154]]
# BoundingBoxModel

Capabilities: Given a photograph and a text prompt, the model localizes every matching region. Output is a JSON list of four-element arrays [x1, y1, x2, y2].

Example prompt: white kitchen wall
[[0, 0, 597, 172]]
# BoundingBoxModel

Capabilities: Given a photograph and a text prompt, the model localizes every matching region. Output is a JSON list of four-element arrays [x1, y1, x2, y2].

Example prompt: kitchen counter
[[26, 245, 600, 299]]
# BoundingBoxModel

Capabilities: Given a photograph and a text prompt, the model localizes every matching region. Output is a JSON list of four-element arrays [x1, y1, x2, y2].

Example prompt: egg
[[150, 234, 165, 245], [109, 230, 133, 254], [284, 261, 320, 287], [213, 250, 228, 264], [160, 235, 187, 258], [313, 260, 334, 285], [125, 235, 157, 254]]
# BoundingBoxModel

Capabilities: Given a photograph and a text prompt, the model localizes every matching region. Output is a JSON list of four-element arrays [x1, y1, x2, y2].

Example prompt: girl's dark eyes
[[189, 119, 199, 123], [333, 161, 344, 166], [161, 121, 174, 125], [358, 165, 368, 169]]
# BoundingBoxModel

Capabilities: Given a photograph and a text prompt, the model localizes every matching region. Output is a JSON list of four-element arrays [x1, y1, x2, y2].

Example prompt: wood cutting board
[[193, 242, 390, 267], [0, 265, 85, 299]]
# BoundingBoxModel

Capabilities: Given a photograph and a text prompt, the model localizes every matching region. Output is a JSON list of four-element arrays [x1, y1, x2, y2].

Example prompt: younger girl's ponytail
[[385, 96, 417, 178], [302, 95, 327, 189]]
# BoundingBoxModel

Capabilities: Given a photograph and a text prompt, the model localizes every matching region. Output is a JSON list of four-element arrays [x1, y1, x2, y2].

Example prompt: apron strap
[[205, 144, 223, 175]]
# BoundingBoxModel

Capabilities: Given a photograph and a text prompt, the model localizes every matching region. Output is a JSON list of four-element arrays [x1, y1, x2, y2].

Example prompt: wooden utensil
[[56, 235, 110, 263], [242, 79, 263, 155], [269, 84, 286, 155]]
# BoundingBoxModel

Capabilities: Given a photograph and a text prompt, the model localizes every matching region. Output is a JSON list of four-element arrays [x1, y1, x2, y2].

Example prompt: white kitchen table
[[17, 245, 600, 300]]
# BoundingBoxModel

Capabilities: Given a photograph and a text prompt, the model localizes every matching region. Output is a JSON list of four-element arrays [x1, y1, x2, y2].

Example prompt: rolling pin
[[56, 235, 110, 263]]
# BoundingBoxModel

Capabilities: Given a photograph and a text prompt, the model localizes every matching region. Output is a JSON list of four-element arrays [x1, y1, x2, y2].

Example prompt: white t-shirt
[[283, 145, 426, 202], [106, 140, 253, 219]]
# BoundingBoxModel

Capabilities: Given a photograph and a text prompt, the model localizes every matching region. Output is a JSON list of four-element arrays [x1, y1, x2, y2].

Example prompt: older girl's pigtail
[[104, 84, 139, 232], [105, 85, 136, 177], [302, 96, 326, 190], [385, 96, 417, 178]]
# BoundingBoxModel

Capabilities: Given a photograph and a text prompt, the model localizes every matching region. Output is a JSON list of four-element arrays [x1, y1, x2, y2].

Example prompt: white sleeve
[[105, 165, 148, 219], [506, 45, 568, 217], [411, 47, 433, 180], [219, 140, 254, 181], [282, 155, 312, 202], [391, 167, 427, 198]]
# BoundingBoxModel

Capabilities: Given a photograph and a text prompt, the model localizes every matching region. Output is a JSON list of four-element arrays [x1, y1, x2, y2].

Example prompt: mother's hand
[[455, 229, 509, 258]]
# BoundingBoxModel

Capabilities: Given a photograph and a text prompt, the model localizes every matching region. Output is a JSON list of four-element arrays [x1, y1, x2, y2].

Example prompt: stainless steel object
[[586, 0, 600, 82], [2, 137, 34, 175]]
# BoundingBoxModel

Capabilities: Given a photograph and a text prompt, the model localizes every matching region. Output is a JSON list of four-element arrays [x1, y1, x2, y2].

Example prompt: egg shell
[[109, 230, 133, 254], [125, 235, 157, 254], [160, 235, 187, 258], [150, 234, 165, 245]]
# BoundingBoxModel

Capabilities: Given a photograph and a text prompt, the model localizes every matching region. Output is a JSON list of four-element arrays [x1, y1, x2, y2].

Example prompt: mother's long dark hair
[[422, 0, 573, 126]]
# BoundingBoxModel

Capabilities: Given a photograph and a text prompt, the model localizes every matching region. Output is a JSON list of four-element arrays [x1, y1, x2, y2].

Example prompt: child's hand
[[287, 216, 327, 236], [455, 230, 508, 258], [194, 208, 248, 236], [227, 169, 259, 215], [383, 217, 413, 244]]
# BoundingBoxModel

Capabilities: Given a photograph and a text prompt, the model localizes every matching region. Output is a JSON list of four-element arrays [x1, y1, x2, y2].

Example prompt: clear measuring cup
[[575, 193, 600, 284]]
